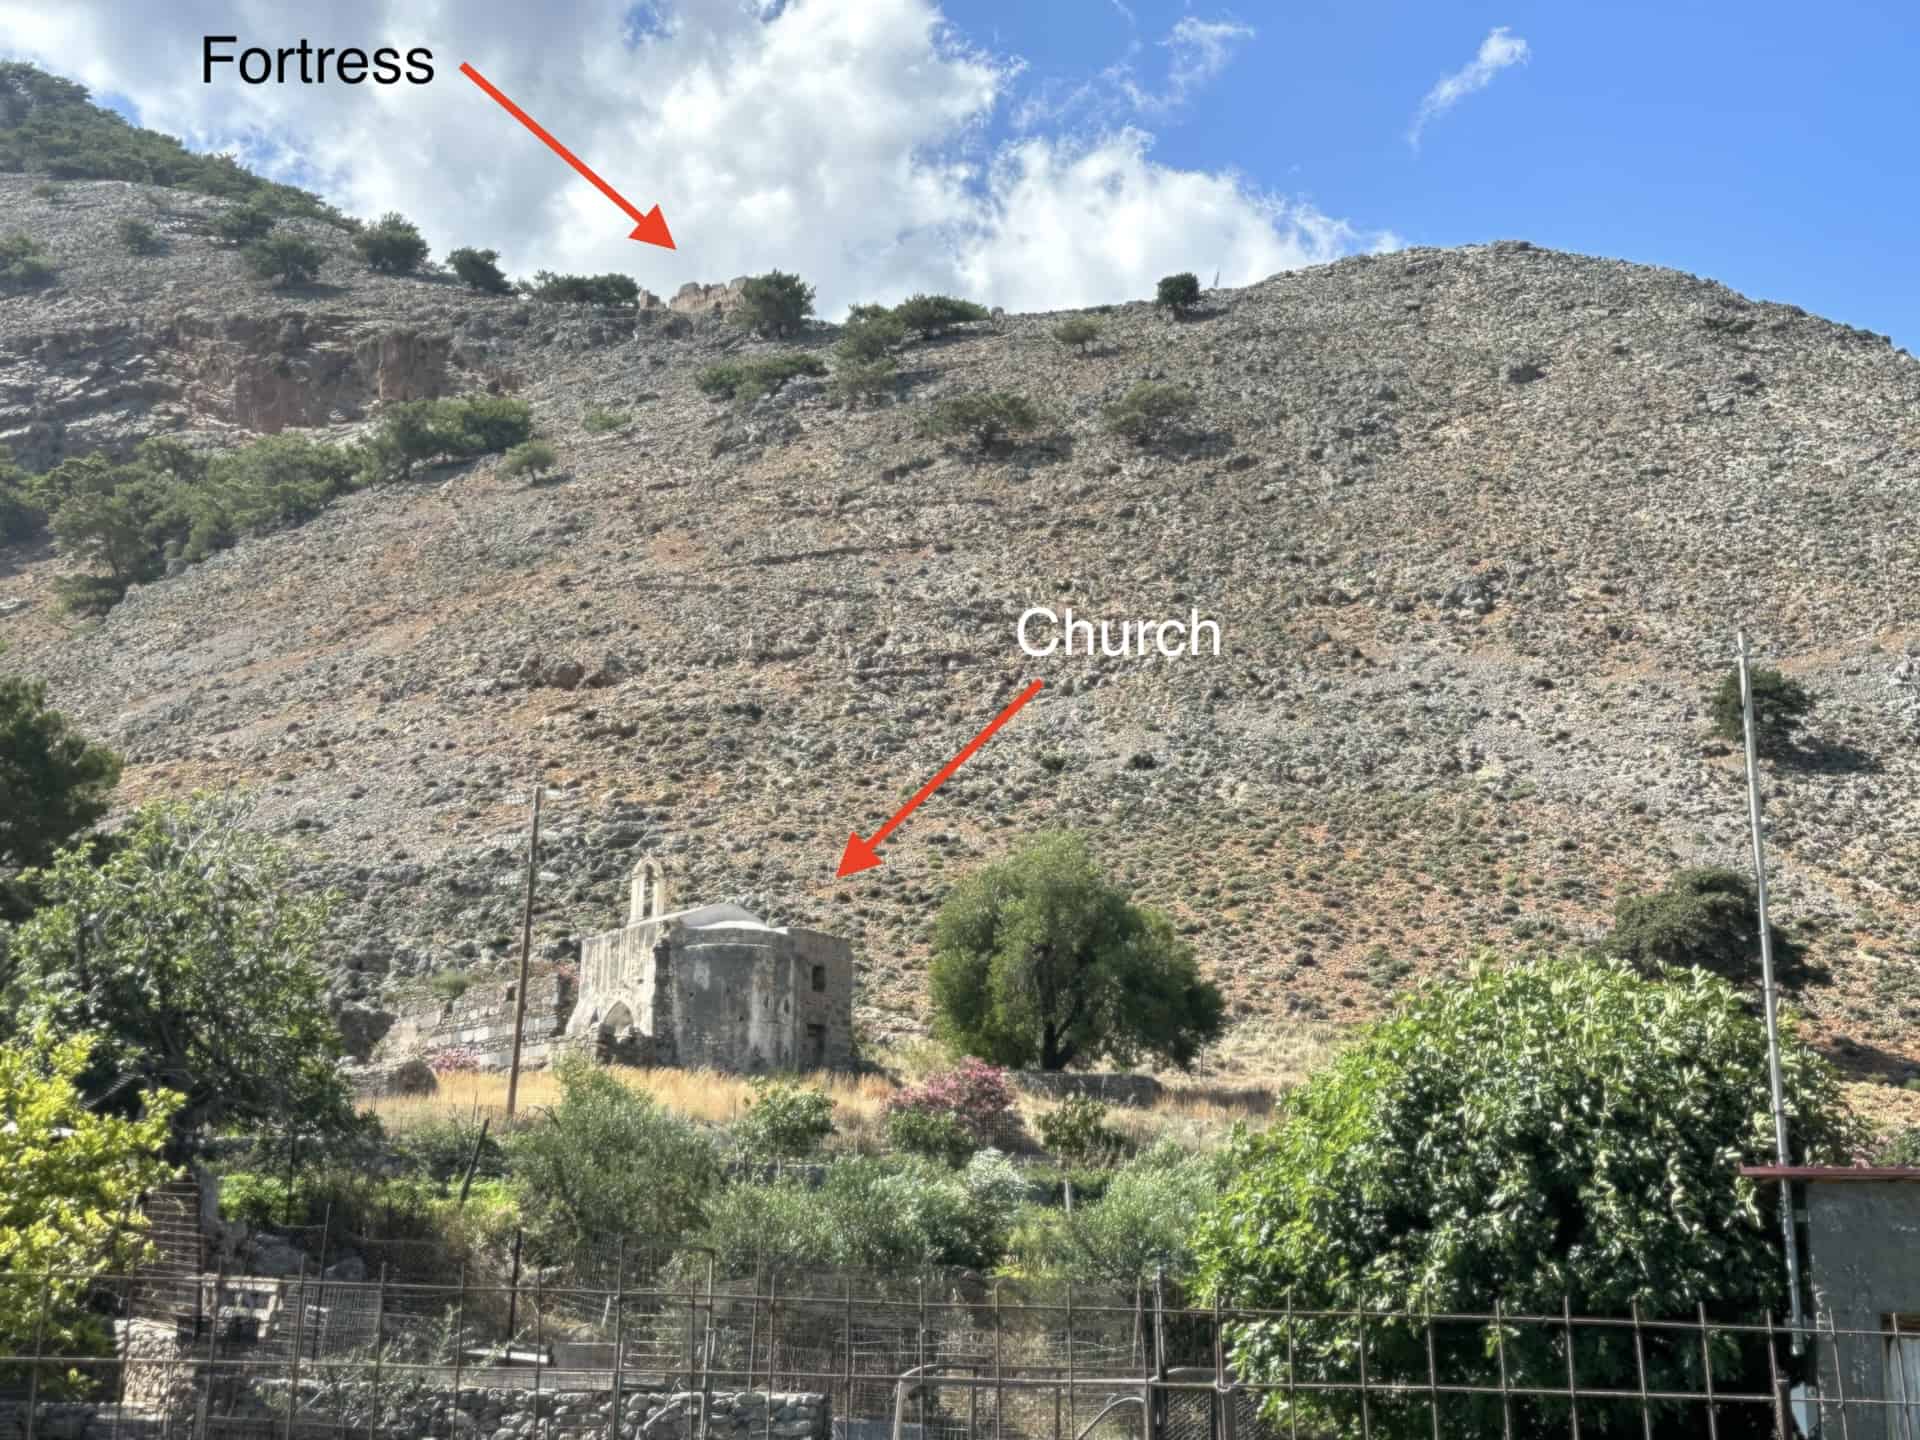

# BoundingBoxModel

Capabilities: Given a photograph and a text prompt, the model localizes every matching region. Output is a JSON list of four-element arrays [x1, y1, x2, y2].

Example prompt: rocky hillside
[[3, 169, 1919, 1082]]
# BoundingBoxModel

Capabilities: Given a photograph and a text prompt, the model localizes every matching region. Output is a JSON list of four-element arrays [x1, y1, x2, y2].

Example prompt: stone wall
[[1009, 1071, 1165, 1107], [372, 973, 575, 1073]]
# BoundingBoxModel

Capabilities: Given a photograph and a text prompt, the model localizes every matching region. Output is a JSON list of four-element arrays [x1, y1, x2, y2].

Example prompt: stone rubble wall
[[371, 973, 575, 1074]]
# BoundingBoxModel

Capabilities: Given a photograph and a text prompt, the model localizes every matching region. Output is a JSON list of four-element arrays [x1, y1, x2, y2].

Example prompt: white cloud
[[1107, 15, 1255, 116], [0, 0, 1384, 315], [1408, 25, 1530, 149]]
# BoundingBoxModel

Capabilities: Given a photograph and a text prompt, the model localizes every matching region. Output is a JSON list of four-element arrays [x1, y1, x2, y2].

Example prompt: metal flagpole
[[1736, 630, 1806, 1353], [505, 783, 544, 1119]]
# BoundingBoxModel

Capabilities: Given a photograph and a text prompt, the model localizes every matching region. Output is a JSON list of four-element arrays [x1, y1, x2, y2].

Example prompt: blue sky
[[944, 0, 1920, 347], [10, 0, 1920, 346]]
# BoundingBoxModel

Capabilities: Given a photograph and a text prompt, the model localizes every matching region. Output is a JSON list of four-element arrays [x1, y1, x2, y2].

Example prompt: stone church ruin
[[564, 856, 854, 1071]]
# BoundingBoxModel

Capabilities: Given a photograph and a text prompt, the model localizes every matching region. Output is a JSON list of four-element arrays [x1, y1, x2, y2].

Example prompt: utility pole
[[504, 783, 543, 1119], [1737, 631, 1805, 1351]]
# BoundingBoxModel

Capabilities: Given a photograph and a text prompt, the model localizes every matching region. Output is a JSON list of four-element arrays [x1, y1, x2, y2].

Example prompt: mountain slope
[[2, 169, 1918, 1081]]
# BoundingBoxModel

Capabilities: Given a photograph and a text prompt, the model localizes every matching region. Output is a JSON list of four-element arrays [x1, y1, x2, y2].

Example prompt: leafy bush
[[447, 246, 512, 294], [213, 201, 277, 245], [1102, 381, 1198, 445], [732, 270, 815, 337], [353, 211, 429, 274], [885, 1107, 976, 1166], [892, 293, 990, 337], [734, 1079, 836, 1159], [1035, 1096, 1121, 1163], [0, 445, 44, 540], [830, 359, 898, 406], [694, 353, 827, 401], [1154, 272, 1201, 310], [1879, 1126, 1920, 1166], [243, 233, 325, 286], [835, 308, 907, 362], [1604, 866, 1815, 988], [527, 270, 640, 305], [114, 217, 162, 255], [507, 1056, 719, 1259], [582, 406, 630, 434], [1056, 1142, 1219, 1286], [427, 970, 471, 1001], [888, 1057, 1019, 1147], [396, 1116, 507, 1186], [1052, 317, 1102, 353], [501, 439, 559, 482], [918, 390, 1042, 451], [0, 232, 56, 291], [1194, 954, 1859, 1440], [1708, 665, 1814, 756]]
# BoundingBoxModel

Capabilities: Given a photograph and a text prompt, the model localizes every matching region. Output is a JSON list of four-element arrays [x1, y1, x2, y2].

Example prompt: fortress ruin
[[564, 856, 854, 1071]]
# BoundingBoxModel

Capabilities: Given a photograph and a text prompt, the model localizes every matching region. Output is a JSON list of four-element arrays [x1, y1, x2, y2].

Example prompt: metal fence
[[4, 1266, 1919, 1440]]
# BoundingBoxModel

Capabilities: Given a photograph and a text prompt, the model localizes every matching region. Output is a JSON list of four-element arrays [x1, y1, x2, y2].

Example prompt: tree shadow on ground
[[1780, 737, 1879, 774]]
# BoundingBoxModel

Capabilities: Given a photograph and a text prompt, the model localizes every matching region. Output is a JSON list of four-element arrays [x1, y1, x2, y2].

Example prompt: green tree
[[506, 1056, 719, 1259], [5, 798, 352, 1156], [0, 445, 40, 541], [526, 270, 639, 305], [1604, 866, 1814, 989], [694, 354, 827, 401], [892, 293, 990, 337], [0, 676, 120, 872], [1154, 272, 1201, 311], [353, 211, 429, 274], [732, 270, 815, 337], [918, 390, 1044, 452], [243, 232, 326, 286], [0, 1028, 178, 1384], [929, 832, 1225, 1070], [1193, 954, 1858, 1439], [1057, 1142, 1220, 1287], [446, 246, 512, 294], [1708, 666, 1814, 757], [830, 359, 898, 406]]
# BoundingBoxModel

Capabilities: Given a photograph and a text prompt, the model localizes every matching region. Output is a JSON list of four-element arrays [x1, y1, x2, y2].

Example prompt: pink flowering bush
[[425, 1044, 482, 1075], [887, 1058, 1019, 1146]]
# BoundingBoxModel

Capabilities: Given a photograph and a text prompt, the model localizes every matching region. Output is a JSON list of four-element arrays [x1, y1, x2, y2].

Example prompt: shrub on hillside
[[446, 246, 512, 294], [694, 353, 827, 401], [243, 233, 325, 286], [0, 446, 42, 541], [734, 1079, 836, 1159], [213, 201, 276, 245], [353, 211, 429, 274], [0, 232, 56, 291], [360, 395, 535, 481], [731, 270, 814, 337], [1604, 866, 1815, 989], [1708, 665, 1814, 757], [892, 293, 989, 337], [114, 217, 162, 255], [500, 439, 558, 482], [918, 390, 1042, 451], [0, 675, 121, 872], [1102, 381, 1197, 445], [1052, 316, 1102, 353], [526, 270, 640, 305], [830, 359, 898, 406], [1154, 272, 1201, 311], [582, 406, 630, 434], [835, 308, 907, 363], [1880, 1126, 1920, 1166]]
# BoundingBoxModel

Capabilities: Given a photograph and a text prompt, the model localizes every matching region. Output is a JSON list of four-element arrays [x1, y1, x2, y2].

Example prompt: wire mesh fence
[[4, 1265, 1918, 1440]]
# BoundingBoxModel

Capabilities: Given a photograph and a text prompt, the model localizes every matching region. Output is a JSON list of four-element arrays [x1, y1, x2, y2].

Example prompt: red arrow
[[837, 679, 1044, 878], [459, 61, 675, 249]]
